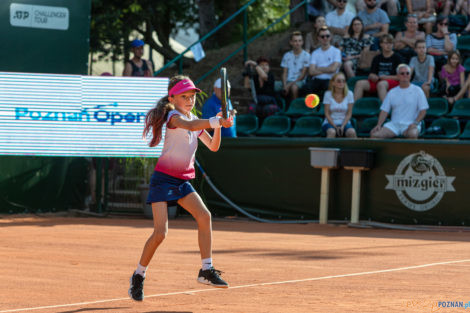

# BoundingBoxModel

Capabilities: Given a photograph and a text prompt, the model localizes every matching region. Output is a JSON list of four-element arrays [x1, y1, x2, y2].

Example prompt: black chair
[[256, 115, 291, 136], [447, 99, 470, 118], [236, 114, 259, 136], [288, 116, 322, 137], [459, 120, 470, 139], [356, 117, 379, 137], [423, 118, 461, 139], [353, 97, 381, 117], [282, 97, 317, 117], [427, 98, 448, 117]]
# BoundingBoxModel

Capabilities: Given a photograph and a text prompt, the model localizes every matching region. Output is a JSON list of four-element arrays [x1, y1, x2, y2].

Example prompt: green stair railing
[[154, 0, 308, 83], [195, 0, 308, 84]]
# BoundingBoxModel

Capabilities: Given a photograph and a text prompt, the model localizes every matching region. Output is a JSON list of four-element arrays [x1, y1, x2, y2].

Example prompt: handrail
[[195, 0, 307, 84], [154, 0, 257, 76]]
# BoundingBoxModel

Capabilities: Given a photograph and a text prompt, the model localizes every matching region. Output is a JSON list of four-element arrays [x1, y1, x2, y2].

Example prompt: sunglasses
[[399, 72, 410, 75], [320, 34, 331, 39], [337, 0, 347, 3], [439, 22, 448, 25]]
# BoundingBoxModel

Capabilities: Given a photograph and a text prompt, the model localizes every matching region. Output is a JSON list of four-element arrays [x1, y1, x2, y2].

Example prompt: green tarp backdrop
[[0, 0, 91, 213], [196, 138, 469, 226], [0, 0, 90, 74]]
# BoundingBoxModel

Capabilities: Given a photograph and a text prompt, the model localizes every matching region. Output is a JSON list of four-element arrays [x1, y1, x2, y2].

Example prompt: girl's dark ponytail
[[143, 96, 174, 147], [143, 75, 189, 147]]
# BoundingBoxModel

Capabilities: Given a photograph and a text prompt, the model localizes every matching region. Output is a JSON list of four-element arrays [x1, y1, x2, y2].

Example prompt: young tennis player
[[129, 75, 234, 301]]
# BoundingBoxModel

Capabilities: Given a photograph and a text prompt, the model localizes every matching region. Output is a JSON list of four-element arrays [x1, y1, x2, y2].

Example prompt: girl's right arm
[[199, 129, 221, 152], [168, 114, 232, 132]]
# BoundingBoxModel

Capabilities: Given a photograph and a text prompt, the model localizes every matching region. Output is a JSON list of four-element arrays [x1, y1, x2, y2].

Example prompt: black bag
[[425, 125, 446, 135]]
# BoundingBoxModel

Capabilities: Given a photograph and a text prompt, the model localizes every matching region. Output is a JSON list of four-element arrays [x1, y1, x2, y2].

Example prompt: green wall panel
[[0, 0, 91, 74], [196, 138, 469, 226]]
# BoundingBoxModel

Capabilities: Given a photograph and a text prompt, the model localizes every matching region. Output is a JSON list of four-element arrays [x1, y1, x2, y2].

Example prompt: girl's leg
[[178, 192, 229, 288], [129, 202, 168, 302], [139, 202, 169, 266], [345, 128, 357, 138], [377, 80, 389, 102], [344, 61, 355, 79], [354, 80, 371, 101], [453, 76, 470, 103], [177, 192, 212, 259], [326, 128, 336, 138], [290, 83, 299, 100], [422, 84, 430, 98]]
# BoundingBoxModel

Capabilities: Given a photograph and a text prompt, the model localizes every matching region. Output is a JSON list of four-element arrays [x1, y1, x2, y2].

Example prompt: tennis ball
[[305, 94, 320, 108]]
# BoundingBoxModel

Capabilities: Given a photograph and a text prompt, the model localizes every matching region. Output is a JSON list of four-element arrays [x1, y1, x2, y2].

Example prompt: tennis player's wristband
[[209, 116, 222, 128]]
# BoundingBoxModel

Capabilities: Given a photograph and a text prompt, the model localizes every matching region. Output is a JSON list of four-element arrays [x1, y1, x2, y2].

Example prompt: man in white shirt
[[326, 0, 355, 38], [370, 64, 428, 139], [281, 31, 310, 101], [303, 26, 342, 98]]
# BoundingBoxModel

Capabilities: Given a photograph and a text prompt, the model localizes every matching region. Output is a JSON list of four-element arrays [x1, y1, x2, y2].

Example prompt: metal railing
[[154, 0, 257, 76], [195, 0, 308, 84]]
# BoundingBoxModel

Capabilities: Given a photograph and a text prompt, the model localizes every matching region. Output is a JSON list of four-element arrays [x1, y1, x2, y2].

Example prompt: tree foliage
[[243, 0, 290, 37], [90, 0, 294, 71], [90, 0, 198, 64]]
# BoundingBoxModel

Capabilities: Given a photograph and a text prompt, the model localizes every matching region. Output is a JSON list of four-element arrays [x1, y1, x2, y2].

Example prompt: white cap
[[214, 78, 231, 89]]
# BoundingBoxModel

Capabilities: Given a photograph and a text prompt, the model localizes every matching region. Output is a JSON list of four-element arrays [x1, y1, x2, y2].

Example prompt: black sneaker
[[128, 272, 145, 301], [197, 267, 229, 288]]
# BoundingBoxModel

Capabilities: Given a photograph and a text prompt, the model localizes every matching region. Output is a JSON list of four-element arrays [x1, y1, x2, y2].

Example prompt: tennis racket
[[220, 67, 228, 119]]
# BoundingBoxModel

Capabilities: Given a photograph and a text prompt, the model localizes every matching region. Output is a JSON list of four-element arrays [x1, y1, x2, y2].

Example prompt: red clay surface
[[0, 215, 469, 313]]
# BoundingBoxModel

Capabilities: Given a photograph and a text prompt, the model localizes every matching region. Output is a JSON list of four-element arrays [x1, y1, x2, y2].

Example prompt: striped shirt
[[154, 110, 203, 180], [425, 33, 457, 52]]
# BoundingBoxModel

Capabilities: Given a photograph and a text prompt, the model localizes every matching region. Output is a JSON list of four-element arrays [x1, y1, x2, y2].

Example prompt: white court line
[[1, 259, 469, 313]]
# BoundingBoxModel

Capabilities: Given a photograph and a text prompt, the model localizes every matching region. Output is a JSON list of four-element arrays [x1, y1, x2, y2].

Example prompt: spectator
[[405, 2, 436, 34], [461, 21, 470, 35], [325, 0, 355, 45], [440, 50, 465, 105], [322, 72, 357, 138], [452, 0, 468, 14], [202, 78, 237, 137], [305, 15, 327, 53], [354, 34, 402, 102], [445, 73, 470, 104], [356, 0, 399, 15], [371, 64, 428, 139], [409, 39, 436, 98], [357, 0, 391, 42], [244, 57, 281, 119], [280, 31, 311, 101], [303, 26, 342, 99], [307, 0, 337, 17], [123, 39, 154, 77], [426, 15, 458, 73], [434, 0, 454, 16], [394, 14, 426, 63], [341, 17, 374, 79]]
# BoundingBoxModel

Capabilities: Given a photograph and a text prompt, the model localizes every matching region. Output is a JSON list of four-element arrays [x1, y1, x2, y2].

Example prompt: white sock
[[202, 258, 213, 271], [135, 263, 147, 277]]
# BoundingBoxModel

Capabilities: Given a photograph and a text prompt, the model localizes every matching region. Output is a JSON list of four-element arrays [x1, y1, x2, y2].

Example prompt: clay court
[[1, 215, 469, 313]]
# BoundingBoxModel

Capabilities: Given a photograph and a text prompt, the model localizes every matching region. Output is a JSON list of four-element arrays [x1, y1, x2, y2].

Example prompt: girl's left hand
[[220, 116, 234, 128], [216, 111, 236, 128]]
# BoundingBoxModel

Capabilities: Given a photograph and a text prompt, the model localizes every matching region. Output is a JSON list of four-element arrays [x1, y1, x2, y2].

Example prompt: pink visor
[[169, 79, 201, 97]]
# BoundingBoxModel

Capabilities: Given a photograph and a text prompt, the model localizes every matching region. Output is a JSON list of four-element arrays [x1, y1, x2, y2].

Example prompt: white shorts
[[383, 121, 421, 136]]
